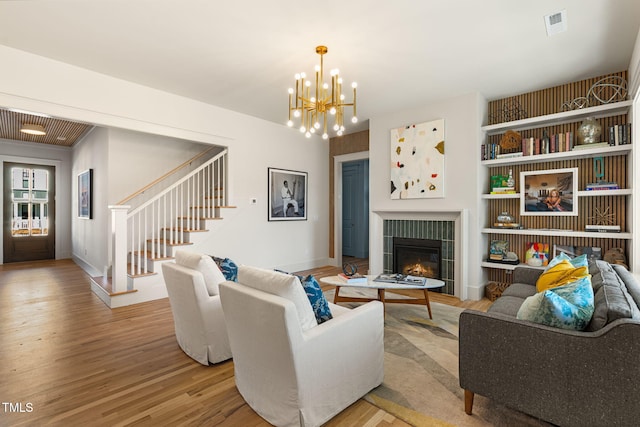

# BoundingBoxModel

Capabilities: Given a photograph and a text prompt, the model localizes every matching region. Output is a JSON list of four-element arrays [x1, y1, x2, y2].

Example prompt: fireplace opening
[[393, 237, 442, 286]]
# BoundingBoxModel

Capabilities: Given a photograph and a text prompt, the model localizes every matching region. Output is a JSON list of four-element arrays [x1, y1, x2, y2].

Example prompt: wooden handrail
[[116, 146, 217, 205]]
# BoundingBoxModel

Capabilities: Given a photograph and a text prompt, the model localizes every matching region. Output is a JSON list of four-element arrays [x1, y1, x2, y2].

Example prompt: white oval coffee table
[[319, 275, 445, 319]]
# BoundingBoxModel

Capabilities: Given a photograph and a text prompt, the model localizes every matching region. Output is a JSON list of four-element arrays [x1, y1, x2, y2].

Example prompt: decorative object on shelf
[[268, 167, 307, 221], [286, 45, 357, 139], [488, 97, 527, 123], [506, 169, 515, 188], [499, 130, 521, 152], [593, 156, 604, 180], [575, 246, 602, 261], [561, 76, 627, 110], [553, 245, 576, 258], [525, 242, 549, 267], [489, 240, 509, 261], [390, 119, 445, 199], [497, 211, 515, 224], [603, 248, 628, 269], [520, 168, 578, 216], [587, 75, 627, 106], [587, 206, 615, 226], [576, 117, 602, 145]]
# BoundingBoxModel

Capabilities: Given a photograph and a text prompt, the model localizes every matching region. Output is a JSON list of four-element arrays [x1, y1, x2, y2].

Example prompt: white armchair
[[219, 265, 384, 427], [161, 250, 232, 365]]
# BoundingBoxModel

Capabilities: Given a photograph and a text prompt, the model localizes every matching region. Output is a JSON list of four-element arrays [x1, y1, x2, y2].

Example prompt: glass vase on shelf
[[577, 117, 602, 145], [506, 169, 515, 188]]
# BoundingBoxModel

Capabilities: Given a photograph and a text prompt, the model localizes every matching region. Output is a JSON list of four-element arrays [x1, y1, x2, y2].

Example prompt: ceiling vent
[[544, 10, 567, 36]]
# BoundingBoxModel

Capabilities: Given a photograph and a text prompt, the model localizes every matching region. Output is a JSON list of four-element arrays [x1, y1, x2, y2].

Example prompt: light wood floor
[[0, 258, 491, 426]]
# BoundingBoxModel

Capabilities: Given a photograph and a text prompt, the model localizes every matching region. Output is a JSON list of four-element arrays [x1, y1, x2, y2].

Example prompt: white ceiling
[[1, 0, 640, 134]]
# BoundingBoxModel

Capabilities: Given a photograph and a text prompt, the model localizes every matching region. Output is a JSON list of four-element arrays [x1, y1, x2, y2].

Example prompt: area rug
[[323, 287, 553, 427]]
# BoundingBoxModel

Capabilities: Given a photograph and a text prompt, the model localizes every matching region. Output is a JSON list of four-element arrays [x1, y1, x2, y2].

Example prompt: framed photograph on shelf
[[78, 169, 93, 219], [520, 167, 578, 216], [268, 168, 307, 221]]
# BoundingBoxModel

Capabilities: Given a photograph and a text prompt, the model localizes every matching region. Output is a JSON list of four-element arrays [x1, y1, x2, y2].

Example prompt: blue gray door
[[342, 159, 369, 258]]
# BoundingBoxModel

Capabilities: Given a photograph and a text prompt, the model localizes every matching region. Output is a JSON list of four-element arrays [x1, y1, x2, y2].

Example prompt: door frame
[[0, 154, 62, 264], [332, 151, 369, 267]]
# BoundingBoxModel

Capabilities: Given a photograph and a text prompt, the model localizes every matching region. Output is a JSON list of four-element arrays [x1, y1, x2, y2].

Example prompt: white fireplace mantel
[[370, 208, 470, 300]]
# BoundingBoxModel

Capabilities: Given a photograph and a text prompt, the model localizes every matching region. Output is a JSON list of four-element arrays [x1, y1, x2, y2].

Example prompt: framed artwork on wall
[[268, 167, 307, 221], [78, 169, 93, 219], [390, 118, 445, 199], [520, 167, 578, 216]]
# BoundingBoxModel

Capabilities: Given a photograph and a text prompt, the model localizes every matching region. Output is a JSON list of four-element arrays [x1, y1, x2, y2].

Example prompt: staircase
[[90, 148, 235, 308]]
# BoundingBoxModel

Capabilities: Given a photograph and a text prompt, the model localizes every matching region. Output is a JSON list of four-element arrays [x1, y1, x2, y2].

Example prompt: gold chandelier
[[287, 45, 357, 139]]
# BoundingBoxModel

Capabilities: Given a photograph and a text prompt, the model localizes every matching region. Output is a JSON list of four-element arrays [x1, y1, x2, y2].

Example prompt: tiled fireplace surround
[[383, 219, 455, 295], [371, 209, 469, 299]]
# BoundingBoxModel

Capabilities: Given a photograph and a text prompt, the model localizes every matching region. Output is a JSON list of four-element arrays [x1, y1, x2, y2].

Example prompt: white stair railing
[[109, 149, 228, 293]]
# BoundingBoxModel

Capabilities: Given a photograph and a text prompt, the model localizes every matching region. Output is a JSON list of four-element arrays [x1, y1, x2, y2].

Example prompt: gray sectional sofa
[[459, 260, 640, 426]]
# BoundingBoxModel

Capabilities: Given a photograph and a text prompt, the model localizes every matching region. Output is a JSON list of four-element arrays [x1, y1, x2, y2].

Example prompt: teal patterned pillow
[[517, 276, 595, 330], [211, 256, 238, 282], [299, 275, 333, 324]]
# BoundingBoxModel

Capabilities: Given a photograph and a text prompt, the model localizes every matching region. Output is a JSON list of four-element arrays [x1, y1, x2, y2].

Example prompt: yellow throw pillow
[[536, 260, 589, 292]]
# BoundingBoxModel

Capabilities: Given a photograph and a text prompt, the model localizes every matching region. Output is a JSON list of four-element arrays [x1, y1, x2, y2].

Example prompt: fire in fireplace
[[393, 237, 442, 281]]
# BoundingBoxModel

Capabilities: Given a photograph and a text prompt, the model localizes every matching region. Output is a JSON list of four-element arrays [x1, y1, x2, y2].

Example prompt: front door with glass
[[3, 163, 56, 263]]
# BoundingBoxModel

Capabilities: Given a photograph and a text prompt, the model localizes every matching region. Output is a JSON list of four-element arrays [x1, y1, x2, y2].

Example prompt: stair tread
[[161, 227, 209, 232], [147, 239, 194, 246], [131, 250, 174, 261], [177, 216, 223, 220], [190, 205, 237, 209]]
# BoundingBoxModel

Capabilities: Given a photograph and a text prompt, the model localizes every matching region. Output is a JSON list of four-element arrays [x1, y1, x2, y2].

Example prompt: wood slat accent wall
[[485, 71, 631, 287], [0, 109, 92, 146], [329, 130, 369, 258], [487, 71, 628, 124]]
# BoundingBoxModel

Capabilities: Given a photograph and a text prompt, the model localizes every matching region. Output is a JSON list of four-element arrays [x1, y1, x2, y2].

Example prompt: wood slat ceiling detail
[[0, 109, 93, 147]]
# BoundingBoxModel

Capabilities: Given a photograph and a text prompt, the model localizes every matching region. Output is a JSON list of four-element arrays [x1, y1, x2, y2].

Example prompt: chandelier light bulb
[[352, 82, 358, 88], [340, 125, 345, 132], [323, 83, 329, 89], [337, 130, 343, 136], [315, 65, 321, 72], [338, 77, 343, 84], [288, 88, 294, 94], [295, 73, 301, 80], [352, 117, 358, 123], [293, 110, 301, 118], [300, 126, 306, 133], [305, 81, 311, 87], [330, 69, 338, 76], [287, 120, 294, 127], [310, 127, 316, 133], [305, 131, 311, 138], [330, 107, 336, 115], [310, 97, 316, 103], [340, 94, 345, 100], [300, 72, 306, 79], [314, 122, 320, 129], [333, 124, 340, 131], [322, 133, 329, 140]]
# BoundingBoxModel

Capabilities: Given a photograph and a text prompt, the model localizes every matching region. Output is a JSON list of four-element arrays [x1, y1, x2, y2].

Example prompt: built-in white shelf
[[481, 100, 632, 135], [481, 261, 545, 271], [481, 188, 632, 199], [481, 144, 632, 166], [482, 227, 631, 239]]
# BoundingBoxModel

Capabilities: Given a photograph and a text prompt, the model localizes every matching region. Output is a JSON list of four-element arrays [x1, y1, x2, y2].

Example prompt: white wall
[[368, 92, 486, 300], [0, 45, 329, 275], [0, 139, 73, 262]]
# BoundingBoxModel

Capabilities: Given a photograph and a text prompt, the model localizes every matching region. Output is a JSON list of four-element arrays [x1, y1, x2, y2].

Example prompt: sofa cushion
[[536, 260, 589, 292], [586, 261, 640, 331], [175, 250, 226, 296], [501, 283, 537, 299], [238, 265, 318, 331], [517, 276, 595, 330], [488, 295, 526, 317], [298, 275, 333, 324], [212, 256, 238, 282]]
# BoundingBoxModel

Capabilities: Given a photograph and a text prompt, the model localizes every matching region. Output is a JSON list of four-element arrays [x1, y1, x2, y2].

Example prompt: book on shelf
[[373, 273, 427, 286], [585, 181, 619, 190], [496, 152, 523, 159], [608, 123, 632, 146], [585, 224, 621, 233], [572, 142, 610, 151], [520, 132, 574, 156], [337, 273, 368, 283], [490, 186, 516, 194]]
